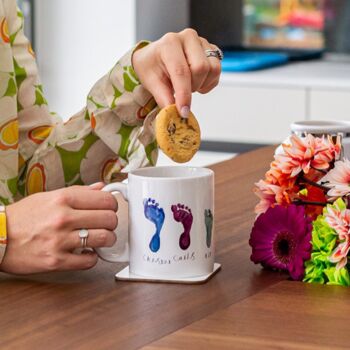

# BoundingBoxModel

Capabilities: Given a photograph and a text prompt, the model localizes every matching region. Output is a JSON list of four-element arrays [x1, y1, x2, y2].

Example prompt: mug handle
[[94, 182, 129, 263]]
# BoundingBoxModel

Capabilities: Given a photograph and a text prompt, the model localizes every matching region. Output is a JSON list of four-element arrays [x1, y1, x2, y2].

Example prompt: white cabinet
[[192, 85, 306, 144], [310, 89, 350, 121], [194, 60, 350, 144]]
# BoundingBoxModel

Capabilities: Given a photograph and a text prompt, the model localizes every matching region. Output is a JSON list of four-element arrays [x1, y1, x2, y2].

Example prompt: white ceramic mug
[[96, 166, 215, 280], [290, 120, 350, 158]]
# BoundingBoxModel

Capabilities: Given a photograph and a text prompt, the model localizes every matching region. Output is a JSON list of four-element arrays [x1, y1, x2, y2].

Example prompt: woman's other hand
[[132, 28, 222, 118], [0, 185, 118, 274]]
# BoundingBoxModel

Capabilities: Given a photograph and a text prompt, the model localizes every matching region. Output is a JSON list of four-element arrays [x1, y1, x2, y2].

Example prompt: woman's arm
[[18, 44, 159, 196], [0, 1, 221, 272], [0, 2, 157, 268], [9, 7, 158, 198]]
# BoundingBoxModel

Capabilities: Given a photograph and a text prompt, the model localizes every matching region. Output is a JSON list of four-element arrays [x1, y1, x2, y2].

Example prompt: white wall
[[35, 0, 136, 119]]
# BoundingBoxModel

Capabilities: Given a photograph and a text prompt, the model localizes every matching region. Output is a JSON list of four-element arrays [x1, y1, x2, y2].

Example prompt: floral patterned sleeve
[[21, 42, 159, 196], [0, 0, 158, 262]]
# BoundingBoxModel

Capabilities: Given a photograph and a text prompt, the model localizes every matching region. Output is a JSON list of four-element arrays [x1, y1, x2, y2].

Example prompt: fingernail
[[180, 106, 190, 119], [89, 182, 105, 189]]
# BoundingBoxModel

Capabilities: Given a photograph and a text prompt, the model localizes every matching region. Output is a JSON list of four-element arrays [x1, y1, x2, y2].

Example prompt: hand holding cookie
[[132, 28, 222, 118]]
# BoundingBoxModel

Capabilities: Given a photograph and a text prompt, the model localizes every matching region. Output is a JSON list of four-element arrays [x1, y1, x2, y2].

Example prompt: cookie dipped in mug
[[155, 104, 201, 163]]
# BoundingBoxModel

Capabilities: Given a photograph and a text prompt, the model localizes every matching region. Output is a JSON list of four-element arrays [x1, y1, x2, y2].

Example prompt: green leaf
[[34, 85, 48, 106], [16, 176, 26, 197], [87, 96, 105, 109], [7, 176, 18, 196], [4, 77, 17, 97], [117, 124, 136, 161], [325, 266, 350, 286], [56, 133, 99, 185], [145, 140, 158, 166], [123, 66, 139, 92], [13, 58, 27, 89], [111, 85, 122, 109], [299, 188, 308, 196], [303, 214, 338, 284], [0, 196, 10, 206]]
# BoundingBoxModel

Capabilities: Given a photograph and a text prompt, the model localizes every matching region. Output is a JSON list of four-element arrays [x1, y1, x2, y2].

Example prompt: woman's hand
[[0, 185, 118, 275], [132, 28, 222, 118]]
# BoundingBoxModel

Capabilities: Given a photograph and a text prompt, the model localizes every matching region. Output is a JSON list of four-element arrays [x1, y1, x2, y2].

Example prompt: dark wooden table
[[1, 147, 348, 350]]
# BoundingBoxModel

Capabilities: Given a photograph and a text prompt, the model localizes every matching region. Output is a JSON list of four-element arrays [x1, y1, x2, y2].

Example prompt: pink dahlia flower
[[321, 159, 350, 198], [254, 180, 290, 215], [324, 199, 350, 269], [329, 240, 350, 270], [275, 134, 340, 178], [249, 205, 312, 280]]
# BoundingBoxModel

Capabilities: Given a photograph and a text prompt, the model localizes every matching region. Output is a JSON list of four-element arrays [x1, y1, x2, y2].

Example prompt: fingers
[[64, 229, 117, 250], [148, 73, 175, 109], [60, 251, 98, 271], [180, 29, 210, 93], [198, 38, 222, 94], [133, 29, 221, 114], [160, 33, 192, 117], [131, 41, 175, 109], [72, 210, 118, 231], [55, 186, 118, 211]]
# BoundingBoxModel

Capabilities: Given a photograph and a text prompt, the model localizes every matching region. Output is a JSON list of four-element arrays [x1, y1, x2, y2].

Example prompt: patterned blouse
[[0, 0, 159, 263]]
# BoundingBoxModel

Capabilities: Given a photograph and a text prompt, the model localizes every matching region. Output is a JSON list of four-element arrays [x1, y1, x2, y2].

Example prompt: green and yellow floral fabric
[[0, 0, 159, 263]]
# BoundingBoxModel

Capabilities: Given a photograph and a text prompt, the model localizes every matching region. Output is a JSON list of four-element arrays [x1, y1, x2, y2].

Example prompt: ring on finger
[[79, 229, 89, 249], [205, 48, 224, 61]]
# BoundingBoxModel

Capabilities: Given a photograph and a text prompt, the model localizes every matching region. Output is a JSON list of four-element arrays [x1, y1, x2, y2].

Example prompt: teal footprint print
[[144, 198, 165, 253], [205, 209, 213, 248]]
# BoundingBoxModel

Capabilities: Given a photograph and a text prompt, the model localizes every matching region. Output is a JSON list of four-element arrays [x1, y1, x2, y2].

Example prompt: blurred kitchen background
[[18, 0, 350, 166]]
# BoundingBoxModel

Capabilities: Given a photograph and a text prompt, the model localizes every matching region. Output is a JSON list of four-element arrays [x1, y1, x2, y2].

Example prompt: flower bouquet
[[249, 133, 350, 286]]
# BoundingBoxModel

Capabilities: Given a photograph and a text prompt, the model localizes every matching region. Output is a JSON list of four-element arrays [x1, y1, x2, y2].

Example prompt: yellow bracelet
[[0, 205, 7, 264]]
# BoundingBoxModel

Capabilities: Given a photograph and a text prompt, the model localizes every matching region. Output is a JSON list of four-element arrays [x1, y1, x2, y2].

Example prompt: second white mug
[[290, 120, 350, 158]]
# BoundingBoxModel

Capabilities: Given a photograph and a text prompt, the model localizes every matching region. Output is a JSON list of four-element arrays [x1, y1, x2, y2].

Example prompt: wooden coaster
[[115, 263, 221, 285]]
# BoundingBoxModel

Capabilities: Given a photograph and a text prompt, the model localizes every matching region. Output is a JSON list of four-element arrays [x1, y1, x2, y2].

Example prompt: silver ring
[[205, 48, 224, 61], [79, 229, 89, 249]]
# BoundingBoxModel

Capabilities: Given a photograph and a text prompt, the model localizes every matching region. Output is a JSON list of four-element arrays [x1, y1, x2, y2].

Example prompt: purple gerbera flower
[[249, 205, 312, 280]]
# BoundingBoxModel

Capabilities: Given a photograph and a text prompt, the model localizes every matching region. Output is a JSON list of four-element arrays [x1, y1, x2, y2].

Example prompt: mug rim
[[291, 120, 350, 133], [129, 166, 214, 181]]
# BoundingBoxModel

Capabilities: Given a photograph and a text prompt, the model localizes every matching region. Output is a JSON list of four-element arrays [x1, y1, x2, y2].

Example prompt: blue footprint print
[[143, 198, 165, 253]]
